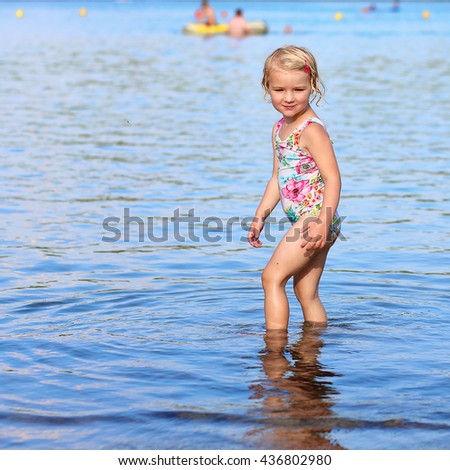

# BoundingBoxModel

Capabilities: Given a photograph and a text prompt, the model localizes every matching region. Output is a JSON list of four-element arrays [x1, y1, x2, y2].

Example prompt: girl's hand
[[248, 217, 265, 248], [300, 218, 328, 251]]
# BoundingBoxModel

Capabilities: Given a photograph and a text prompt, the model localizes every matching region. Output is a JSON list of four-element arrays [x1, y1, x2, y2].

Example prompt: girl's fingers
[[248, 230, 261, 247], [300, 221, 328, 249]]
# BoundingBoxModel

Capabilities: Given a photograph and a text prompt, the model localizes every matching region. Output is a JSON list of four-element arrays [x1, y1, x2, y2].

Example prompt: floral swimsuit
[[275, 117, 341, 235]]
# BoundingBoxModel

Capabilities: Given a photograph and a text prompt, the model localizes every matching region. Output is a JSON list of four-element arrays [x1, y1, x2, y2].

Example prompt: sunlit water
[[1, 2, 450, 449]]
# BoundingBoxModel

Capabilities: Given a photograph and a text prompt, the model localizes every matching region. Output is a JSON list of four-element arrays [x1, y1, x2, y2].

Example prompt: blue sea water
[[1, 1, 450, 450]]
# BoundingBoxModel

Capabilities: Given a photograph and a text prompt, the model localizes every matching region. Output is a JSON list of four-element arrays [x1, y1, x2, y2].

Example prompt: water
[[1, 1, 450, 450]]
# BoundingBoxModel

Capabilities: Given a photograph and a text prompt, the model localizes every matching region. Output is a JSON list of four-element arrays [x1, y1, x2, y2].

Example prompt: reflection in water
[[250, 325, 344, 449]]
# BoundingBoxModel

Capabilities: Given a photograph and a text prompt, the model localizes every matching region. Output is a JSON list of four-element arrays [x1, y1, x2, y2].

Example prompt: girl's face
[[268, 67, 312, 121]]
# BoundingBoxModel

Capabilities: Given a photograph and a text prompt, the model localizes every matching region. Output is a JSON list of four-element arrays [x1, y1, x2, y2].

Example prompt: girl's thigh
[[265, 220, 324, 282]]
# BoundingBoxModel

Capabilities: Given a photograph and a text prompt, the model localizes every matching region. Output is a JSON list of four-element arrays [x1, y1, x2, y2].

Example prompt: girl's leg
[[262, 222, 326, 330], [293, 246, 330, 324]]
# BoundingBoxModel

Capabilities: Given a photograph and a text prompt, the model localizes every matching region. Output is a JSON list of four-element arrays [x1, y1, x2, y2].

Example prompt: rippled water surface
[[1, 2, 450, 449]]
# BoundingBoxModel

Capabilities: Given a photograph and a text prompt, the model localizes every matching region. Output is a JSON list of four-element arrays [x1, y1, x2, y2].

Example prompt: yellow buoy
[[79, 7, 88, 17], [16, 9, 24, 19], [334, 12, 344, 21], [421, 10, 431, 20]]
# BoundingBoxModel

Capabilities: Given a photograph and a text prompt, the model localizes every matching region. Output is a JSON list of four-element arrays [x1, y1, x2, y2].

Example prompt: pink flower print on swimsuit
[[275, 117, 340, 233], [281, 179, 313, 205]]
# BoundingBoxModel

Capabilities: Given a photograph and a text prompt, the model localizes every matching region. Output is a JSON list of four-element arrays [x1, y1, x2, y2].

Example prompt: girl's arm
[[301, 123, 341, 251], [248, 124, 281, 248]]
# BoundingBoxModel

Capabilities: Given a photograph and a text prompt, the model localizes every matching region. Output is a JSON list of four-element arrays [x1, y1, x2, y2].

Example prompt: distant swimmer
[[362, 3, 377, 14], [228, 8, 252, 38], [198, 0, 217, 26]]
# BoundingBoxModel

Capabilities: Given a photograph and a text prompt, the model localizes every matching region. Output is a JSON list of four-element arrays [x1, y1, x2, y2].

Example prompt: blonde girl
[[248, 45, 341, 330]]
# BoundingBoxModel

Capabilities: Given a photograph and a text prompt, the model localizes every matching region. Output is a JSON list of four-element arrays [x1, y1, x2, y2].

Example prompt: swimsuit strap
[[275, 118, 284, 134], [298, 117, 325, 132]]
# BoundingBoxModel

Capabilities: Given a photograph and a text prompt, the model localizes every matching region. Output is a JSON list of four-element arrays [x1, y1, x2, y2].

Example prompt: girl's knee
[[261, 267, 271, 289], [294, 284, 318, 306], [261, 266, 286, 290]]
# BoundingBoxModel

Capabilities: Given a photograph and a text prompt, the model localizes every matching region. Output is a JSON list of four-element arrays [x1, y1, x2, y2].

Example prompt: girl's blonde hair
[[261, 45, 325, 104]]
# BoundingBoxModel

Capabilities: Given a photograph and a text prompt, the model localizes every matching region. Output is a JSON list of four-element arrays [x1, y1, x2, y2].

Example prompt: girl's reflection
[[250, 324, 344, 449]]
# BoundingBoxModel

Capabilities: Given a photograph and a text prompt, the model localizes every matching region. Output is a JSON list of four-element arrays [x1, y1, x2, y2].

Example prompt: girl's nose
[[284, 91, 294, 102]]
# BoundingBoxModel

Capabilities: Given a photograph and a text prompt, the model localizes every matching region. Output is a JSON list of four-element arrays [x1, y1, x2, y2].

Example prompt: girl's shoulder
[[301, 117, 333, 150], [301, 117, 328, 137]]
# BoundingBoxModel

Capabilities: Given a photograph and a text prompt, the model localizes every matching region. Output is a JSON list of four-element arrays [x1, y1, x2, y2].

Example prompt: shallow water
[[1, 2, 450, 449]]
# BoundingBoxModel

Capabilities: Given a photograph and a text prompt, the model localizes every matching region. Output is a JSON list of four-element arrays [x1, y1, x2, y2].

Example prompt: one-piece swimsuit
[[275, 116, 341, 235]]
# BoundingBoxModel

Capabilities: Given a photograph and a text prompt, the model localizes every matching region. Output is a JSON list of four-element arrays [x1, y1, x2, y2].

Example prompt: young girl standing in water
[[248, 46, 341, 331]]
